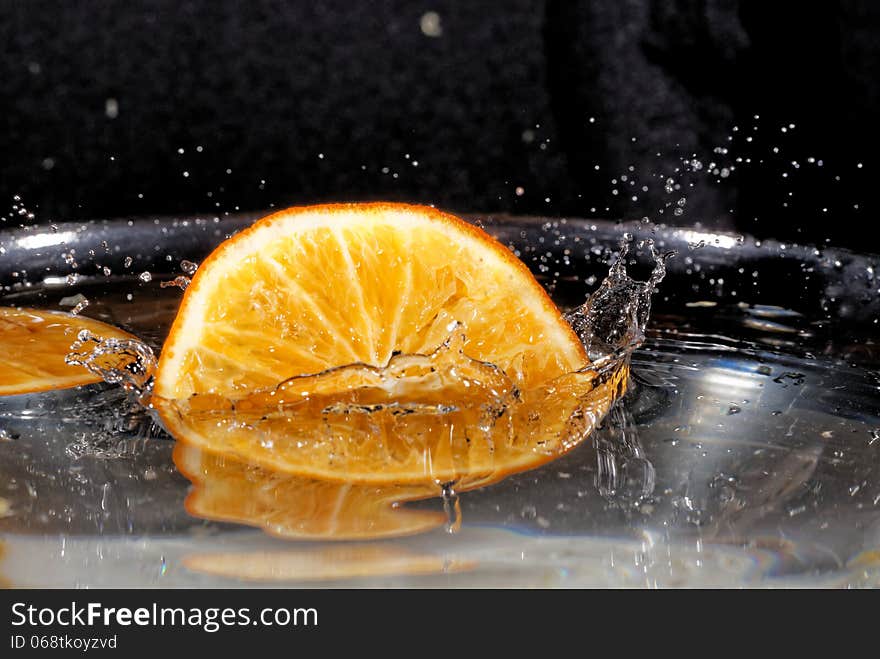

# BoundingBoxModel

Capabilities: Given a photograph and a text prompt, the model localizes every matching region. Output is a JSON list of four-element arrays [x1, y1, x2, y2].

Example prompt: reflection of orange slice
[[0, 540, 9, 588], [183, 545, 475, 583], [0, 307, 138, 396], [174, 443, 445, 540], [153, 203, 621, 485]]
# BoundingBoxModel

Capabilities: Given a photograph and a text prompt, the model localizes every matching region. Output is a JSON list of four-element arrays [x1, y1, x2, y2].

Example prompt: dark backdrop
[[2, 0, 878, 249]]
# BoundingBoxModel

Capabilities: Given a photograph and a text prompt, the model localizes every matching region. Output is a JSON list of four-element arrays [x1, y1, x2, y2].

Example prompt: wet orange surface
[[0, 307, 139, 396]]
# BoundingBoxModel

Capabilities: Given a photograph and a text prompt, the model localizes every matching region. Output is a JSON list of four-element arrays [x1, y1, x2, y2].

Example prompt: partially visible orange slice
[[0, 307, 138, 396]]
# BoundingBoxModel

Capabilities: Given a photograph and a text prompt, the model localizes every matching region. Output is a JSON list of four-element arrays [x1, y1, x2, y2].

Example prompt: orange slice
[[154, 203, 585, 397], [153, 203, 620, 485], [0, 307, 138, 396]]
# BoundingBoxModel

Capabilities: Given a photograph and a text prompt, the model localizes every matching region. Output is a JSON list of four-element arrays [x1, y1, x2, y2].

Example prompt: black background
[[2, 0, 878, 249]]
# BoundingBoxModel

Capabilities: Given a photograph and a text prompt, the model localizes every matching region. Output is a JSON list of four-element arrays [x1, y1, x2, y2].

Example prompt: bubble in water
[[138, 271, 152, 283]]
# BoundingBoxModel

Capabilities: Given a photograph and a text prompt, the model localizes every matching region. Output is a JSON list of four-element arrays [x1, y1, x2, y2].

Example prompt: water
[[0, 215, 878, 587]]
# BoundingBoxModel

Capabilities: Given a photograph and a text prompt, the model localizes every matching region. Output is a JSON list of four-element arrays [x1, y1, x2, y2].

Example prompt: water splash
[[160, 276, 191, 290], [65, 330, 157, 403], [159, 260, 198, 290], [53, 230, 668, 537], [61, 234, 664, 483], [565, 236, 674, 362], [277, 327, 517, 419], [593, 403, 655, 503]]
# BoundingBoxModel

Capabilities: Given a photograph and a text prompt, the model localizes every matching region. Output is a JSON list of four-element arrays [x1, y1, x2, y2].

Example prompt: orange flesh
[[0, 307, 139, 396], [151, 203, 622, 486]]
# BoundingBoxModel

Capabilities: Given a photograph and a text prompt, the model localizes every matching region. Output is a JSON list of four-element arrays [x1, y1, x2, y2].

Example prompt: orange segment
[[0, 307, 139, 396], [153, 203, 620, 485], [153, 202, 586, 400]]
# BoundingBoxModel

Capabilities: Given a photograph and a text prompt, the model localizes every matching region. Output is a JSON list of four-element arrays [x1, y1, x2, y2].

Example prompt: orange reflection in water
[[173, 443, 445, 540], [171, 356, 629, 549], [0, 541, 9, 589], [171, 357, 627, 542], [183, 544, 476, 583], [175, 444, 480, 582]]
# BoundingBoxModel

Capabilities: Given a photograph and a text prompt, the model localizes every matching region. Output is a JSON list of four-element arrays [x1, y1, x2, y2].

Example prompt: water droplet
[[441, 482, 461, 534], [160, 276, 191, 290], [101, 482, 111, 511], [104, 98, 119, 119], [180, 260, 198, 276], [420, 11, 443, 37]]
